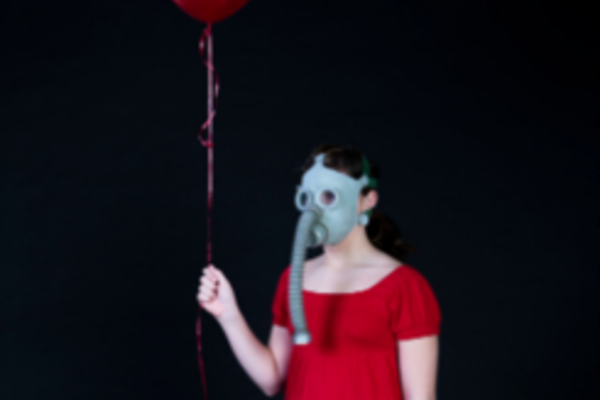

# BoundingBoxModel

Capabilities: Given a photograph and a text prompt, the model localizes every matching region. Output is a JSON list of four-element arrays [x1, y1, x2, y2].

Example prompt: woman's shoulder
[[384, 262, 439, 301]]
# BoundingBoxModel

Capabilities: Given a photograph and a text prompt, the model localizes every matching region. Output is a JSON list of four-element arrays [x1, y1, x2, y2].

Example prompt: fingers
[[198, 289, 216, 303], [198, 268, 219, 303], [200, 275, 216, 288], [200, 274, 217, 291], [202, 266, 219, 281], [208, 266, 219, 280], [198, 281, 217, 300], [198, 265, 220, 305]]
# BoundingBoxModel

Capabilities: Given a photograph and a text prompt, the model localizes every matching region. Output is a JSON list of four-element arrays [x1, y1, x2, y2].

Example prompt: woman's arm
[[398, 335, 439, 400], [218, 311, 280, 397]]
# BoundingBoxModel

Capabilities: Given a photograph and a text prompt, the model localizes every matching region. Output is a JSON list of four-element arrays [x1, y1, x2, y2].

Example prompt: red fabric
[[271, 263, 441, 400]]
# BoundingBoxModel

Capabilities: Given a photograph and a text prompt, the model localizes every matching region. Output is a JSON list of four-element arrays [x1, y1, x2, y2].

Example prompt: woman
[[197, 143, 441, 399]]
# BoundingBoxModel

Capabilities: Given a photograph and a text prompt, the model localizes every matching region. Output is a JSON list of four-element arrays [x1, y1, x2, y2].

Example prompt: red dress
[[271, 263, 441, 400]]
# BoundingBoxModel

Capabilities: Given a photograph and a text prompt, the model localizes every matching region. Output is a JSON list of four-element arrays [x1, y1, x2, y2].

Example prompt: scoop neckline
[[300, 264, 405, 296]]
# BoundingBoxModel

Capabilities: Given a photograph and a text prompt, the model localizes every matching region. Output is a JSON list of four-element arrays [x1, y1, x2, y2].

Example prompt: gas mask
[[288, 153, 377, 345]]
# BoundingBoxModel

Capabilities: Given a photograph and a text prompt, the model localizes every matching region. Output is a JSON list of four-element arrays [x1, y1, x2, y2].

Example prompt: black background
[[1, 1, 598, 399]]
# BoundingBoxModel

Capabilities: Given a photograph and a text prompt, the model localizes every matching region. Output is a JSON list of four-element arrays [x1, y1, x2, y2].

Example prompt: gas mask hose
[[289, 208, 323, 345]]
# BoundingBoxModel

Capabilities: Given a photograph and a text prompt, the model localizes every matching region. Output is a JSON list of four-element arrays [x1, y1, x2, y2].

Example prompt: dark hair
[[296, 143, 416, 261]]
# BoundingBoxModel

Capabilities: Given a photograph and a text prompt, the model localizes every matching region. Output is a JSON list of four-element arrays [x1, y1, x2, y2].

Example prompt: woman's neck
[[321, 225, 379, 271]]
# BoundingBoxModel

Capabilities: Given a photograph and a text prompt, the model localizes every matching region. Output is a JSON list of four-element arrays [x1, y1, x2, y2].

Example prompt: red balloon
[[172, 0, 250, 24]]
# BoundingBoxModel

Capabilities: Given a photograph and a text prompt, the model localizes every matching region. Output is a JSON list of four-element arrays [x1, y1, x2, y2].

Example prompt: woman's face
[[296, 156, 371, 245]]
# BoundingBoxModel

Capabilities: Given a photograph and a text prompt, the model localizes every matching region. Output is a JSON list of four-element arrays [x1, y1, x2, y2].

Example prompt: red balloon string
[[197, 24, 219, 149], [196, 23, 218, 400], [196, 315, 209, 400]]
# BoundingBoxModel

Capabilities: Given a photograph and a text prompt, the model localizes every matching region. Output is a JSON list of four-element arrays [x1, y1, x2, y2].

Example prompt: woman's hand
[[197, 264, 240, 323]]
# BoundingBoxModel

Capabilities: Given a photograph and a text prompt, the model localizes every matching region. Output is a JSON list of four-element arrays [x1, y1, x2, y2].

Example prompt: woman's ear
[[367, 190, 378, 210], [359, 190, 378, 212]]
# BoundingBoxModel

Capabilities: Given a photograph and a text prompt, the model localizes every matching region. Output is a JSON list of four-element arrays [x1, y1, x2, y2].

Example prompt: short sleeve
[[388, 266, 442, 340], [271, 266, 290, 327]]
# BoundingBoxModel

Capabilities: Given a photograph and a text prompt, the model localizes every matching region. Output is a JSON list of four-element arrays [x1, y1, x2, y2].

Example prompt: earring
[[358, 212, 370, 226]]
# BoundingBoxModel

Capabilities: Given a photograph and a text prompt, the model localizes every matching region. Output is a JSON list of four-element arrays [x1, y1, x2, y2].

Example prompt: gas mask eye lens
[[320, 190, 336, 206], [295, 189, 313, 211], [299, 192, 309, 207]]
